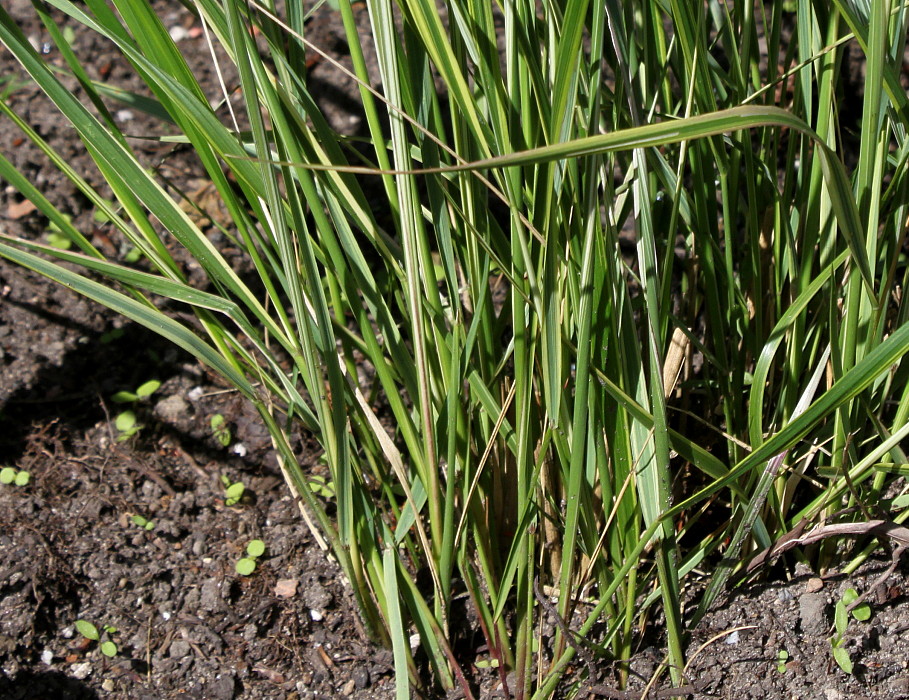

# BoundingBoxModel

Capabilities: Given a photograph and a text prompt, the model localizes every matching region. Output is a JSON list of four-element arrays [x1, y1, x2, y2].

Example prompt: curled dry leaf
[[6, 199, 37, 219]]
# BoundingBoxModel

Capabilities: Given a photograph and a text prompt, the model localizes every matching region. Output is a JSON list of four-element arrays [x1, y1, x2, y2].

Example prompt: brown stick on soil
[[745, 518, 909, 610]]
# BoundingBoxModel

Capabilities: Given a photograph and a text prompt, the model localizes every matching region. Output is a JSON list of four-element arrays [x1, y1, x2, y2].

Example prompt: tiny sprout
[[115, 411, 136, 431], [842, 588, 872, 622], [46, 231, 72, 250], [74, 618, 119, 657], [210, 414, 231, 447], [308, 474, 335, 498], [236, 539, 266, 576], [829, 588, 870, 675], [112, 379, 161, 404], [136, 380, 161, 398], [235, 558, 256, 576], [114, 410, 139, 441], [1, 467, 31, 487], [222, 476, 245, 506], [775, 649, 789, 674], [75, 619, 100, 641], [130, 514, 155, 531], [92, 208, 111, 223]]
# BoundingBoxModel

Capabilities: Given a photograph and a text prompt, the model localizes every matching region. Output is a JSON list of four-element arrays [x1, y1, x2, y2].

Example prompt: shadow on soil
[[0, 669, 100, 699]]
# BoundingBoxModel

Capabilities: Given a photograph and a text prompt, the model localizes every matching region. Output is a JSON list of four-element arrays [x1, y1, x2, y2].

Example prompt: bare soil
[[1, 2, 909, 699]]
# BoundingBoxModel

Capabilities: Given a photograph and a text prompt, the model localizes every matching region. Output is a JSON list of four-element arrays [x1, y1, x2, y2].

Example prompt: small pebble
[[169, 640, 191, 659], [310, 609, 323, 622], [208, 675, 235, 700], [352, 666, 369, 689], [71, 661, 92, 680], [40, 649, 53, 665], [806, 577, 824, 593], [102, 679, 115, 692], [168, 25, 189, 42], [275, 579, 298, 598], [341, 679, 356, 696]]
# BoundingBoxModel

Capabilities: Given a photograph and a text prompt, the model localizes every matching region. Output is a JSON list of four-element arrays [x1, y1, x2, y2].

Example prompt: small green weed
[[46, 214, 73, 250], [114, 410, 139, 441], [129, 513, 155, 531], [308, 474, 335, 499], [830, 588, 872, 674], [775, 649, 789, 674], [112, 379, 161, 404], [210, 414, 231, 447], [111, 380, 160, 441], [74, 619, 118, 658], [221, 474, 245, 506], [235, 539, 265, 575], [0, 466, 30, 486], [99, 327, 125, 344]]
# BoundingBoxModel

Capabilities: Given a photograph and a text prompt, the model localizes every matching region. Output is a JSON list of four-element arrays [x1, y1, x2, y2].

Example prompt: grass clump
[[2, 0, 909, 696]]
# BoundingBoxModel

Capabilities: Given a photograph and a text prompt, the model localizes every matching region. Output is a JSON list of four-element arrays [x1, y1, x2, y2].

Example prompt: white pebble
[[71, 661, 93, 680]]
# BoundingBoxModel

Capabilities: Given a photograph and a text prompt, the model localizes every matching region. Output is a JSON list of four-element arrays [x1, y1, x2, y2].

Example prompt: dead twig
[[745, 518, 909, 610]]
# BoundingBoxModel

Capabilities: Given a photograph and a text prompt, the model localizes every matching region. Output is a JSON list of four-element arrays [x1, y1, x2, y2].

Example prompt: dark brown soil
[[1, 2, 909, 699]]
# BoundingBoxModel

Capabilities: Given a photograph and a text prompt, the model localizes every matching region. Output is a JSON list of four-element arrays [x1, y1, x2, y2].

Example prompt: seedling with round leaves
[[74, 619, 118, 658], [130, 514, 155, 531], [210, 413, 232, 447], [0, 466, 30, 486], [111, 379, 161, 404], [110, 380, 160, 442], [236, 539, 266, 576], [114, 410, 140, 441], [829, 588, 872, 674], [775, 649, 789, 674], [308, 474, 335, 499], [221, 474, 245, 506], [46, 214, 73, 250]]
